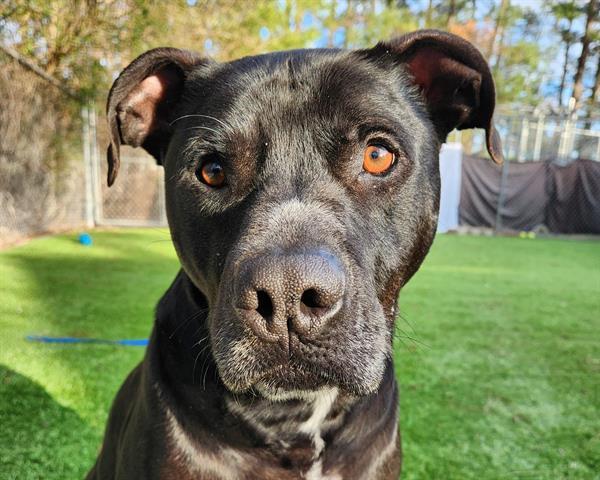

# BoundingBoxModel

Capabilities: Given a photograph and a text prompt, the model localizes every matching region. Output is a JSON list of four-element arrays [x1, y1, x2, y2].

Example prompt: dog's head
[[107, 30, 501, 398]]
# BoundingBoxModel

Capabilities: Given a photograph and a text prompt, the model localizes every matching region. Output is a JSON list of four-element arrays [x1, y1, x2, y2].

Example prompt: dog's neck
[[148, 270, 399, 478]]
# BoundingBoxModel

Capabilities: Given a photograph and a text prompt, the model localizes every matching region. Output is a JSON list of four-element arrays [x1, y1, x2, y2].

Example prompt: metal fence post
[[517, 117, 529, 162], [495, 156, 510, 233], [82, 105, 95, 228], [88, 106, 102, 225], [494, 118, 515, 232], [558, 98, 577, 164], [533, 114, 545, 161]]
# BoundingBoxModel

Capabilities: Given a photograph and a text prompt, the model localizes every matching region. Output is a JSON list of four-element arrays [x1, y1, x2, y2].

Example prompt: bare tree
[[571, 0, 599, 110], [590, 54, 600, 111], [584, 52, 600, 128], [487, 0, 510, 61], [447, 0, 457, 26], [425, 0, 434, 27], [552, 1, 580, 107]]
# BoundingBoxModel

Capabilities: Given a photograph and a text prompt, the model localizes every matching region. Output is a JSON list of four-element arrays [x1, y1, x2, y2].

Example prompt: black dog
[[87, 29, 502, 480]]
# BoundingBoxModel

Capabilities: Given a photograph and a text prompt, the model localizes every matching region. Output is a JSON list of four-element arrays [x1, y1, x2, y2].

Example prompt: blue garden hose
[[26, 335, 148, 347]]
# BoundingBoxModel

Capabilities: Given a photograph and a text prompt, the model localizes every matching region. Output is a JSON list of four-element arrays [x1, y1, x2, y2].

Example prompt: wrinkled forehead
[[182, 50, 421, 146]]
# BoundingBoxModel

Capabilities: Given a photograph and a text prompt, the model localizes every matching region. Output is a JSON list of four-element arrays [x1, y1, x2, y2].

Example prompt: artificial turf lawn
[[0, 229, 598, 479]]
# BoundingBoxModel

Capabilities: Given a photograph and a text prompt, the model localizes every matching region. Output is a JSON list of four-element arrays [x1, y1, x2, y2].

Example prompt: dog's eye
[[362, 145, 395, 175], [197, 158, 226, 188]]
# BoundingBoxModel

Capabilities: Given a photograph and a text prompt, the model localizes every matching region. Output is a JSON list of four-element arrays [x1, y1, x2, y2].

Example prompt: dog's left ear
[[367, 29, 503, 163]]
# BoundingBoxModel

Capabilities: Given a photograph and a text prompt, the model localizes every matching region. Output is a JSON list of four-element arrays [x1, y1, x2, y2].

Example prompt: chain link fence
[[83, 104, 168, 229], [0, 52, 87, 247], [0, 48, 167, 248], [98, 150, 167, 227], [458, 108, 600, 164], [454, 108, 600, 235]]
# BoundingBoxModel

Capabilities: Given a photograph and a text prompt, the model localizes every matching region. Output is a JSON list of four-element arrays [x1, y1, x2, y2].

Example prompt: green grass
[[1, 229, 599, 479]]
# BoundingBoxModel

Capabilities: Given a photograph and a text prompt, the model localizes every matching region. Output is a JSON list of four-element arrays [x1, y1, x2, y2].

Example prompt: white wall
[[437, 142, 463, 233]]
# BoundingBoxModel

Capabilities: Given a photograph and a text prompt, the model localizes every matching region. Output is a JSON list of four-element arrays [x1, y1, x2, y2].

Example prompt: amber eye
[[362, 145, 395, 175], [198, 159, 226, 187]]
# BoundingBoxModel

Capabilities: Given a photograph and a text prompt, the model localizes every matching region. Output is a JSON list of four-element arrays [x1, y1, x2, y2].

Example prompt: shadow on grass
[[0, 364, 98, 479], [1, 230, 179, 469]]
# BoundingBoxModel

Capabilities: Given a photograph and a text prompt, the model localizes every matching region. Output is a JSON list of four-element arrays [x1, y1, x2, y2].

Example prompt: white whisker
[[169, 114, 229, 129], [183, 125, 220, 135]]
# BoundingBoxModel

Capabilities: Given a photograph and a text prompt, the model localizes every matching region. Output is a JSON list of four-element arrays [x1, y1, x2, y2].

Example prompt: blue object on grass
[[26, 335, 148, 347], [78, 232, 93, 246]]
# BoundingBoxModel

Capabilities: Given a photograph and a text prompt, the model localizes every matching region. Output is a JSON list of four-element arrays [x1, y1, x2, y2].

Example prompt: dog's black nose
[[235, 251, 345, 343]]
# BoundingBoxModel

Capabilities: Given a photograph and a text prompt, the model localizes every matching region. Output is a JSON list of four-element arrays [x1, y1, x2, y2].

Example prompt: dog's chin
[[253, 364, 331, 396], [254, 382, 337, 402], [221, 361, 380, 399]]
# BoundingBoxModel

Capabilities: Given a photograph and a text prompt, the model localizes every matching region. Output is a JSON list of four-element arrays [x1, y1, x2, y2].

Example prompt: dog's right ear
[[106, 48, 206, 186]]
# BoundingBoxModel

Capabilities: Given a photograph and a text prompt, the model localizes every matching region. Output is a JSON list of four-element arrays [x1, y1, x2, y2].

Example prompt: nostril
[[300, 288, 338, 318], [256, 290, 274, 321], [300, 289, 321, 309]]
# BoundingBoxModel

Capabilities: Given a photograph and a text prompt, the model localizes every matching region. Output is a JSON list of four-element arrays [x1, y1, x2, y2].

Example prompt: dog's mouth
[[250, 362, 333, 396], [217, 346, 380, 399]]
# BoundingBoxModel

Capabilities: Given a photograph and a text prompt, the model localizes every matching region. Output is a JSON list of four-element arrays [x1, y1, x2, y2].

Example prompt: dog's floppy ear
[[106, 48, 206, 186], [370, 29, 503, 164]]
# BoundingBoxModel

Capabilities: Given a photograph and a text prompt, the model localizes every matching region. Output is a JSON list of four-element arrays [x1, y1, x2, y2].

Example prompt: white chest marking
[[299, 387, 339, 479], [299, 387, 338, 457]]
